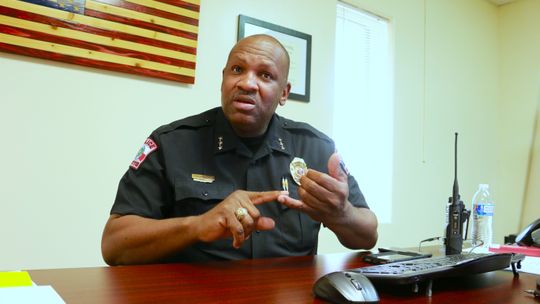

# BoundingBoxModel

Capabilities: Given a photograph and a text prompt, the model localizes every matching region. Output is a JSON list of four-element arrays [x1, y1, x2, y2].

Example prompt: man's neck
[[239, 134, 266, 154], [232, 124, 267, 138]]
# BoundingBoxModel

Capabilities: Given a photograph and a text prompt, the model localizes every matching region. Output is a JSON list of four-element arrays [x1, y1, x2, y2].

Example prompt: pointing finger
[[247, 190, 289, 205]]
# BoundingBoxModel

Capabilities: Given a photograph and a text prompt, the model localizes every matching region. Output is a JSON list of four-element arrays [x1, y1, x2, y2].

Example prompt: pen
[[281, 176, 289, 192], [524, 279, 540, 298], [524, 289, 539, 298]]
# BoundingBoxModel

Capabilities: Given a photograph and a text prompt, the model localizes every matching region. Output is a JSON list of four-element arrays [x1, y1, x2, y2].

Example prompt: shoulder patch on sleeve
[[130, 138, 158, 169]]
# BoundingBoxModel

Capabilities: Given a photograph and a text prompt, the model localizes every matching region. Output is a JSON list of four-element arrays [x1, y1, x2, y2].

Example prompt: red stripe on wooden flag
[[156, 0, 200, 13]]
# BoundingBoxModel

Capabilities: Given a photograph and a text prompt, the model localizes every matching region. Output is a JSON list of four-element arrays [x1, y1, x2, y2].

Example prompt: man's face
[[221, 37, 291, 137]]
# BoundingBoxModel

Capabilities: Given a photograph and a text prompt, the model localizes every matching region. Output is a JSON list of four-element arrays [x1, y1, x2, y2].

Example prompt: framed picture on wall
[[238, 15, 311, 102]]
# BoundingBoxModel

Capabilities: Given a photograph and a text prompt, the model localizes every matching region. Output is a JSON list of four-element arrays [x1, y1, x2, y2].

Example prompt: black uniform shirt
[[111, 107, 368, 263]]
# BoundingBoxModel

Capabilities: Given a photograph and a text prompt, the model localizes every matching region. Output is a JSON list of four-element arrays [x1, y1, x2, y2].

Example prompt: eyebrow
[[231, 53, 279, 68]]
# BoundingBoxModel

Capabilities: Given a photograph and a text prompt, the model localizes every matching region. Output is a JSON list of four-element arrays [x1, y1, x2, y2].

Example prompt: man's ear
[[279, 82, 291, 106]]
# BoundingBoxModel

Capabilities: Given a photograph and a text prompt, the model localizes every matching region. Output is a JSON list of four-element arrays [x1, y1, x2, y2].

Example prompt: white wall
[[0, 0, 534, 270], [498, 0, 540, 229]]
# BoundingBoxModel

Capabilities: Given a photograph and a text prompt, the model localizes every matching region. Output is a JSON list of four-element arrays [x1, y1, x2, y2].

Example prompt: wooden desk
[[28, 252, 539, 304]]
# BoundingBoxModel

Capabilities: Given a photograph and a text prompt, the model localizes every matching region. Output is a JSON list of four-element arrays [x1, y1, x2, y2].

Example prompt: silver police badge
[[289, 157, 308, 185]]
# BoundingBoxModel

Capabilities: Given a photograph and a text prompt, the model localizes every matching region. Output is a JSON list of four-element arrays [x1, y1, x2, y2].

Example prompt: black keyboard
[[352, 252, 515, 285]]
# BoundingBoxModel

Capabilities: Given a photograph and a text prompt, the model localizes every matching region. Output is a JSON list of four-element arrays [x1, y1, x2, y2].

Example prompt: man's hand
[[277, 153, 378, 249], [196, 190, 286, 248], [278, 153, 349, 224]]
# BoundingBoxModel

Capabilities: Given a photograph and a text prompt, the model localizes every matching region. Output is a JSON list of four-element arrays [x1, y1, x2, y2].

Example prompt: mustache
[[232, 90, 256, 102], [234, 89, 255, 96]]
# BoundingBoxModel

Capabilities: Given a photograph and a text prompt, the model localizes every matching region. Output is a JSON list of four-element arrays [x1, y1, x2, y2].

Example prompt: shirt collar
[[266, 114, 293, 157], [213, 109, 293, 157], [213, 108, 241, 154]]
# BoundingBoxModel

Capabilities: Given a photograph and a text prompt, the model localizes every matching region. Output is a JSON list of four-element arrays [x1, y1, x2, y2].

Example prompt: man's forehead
[[228, 38, 286, 64], [227, 49, 281, 67], [235, 36, 282, 52]]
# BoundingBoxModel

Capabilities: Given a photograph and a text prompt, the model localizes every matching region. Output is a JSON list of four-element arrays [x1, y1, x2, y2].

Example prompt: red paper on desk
[[489, 244, 540, 257]]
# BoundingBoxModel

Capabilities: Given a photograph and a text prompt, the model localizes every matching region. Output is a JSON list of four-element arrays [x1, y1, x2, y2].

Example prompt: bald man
[[101, 35, 378, 265]]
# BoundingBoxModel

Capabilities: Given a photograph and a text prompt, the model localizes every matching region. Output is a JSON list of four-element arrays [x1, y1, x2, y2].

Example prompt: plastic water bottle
[[471, 184, 494, 247]]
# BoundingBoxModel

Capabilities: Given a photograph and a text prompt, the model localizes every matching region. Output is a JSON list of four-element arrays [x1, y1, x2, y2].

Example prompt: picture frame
[[238, 15, 311, 102]]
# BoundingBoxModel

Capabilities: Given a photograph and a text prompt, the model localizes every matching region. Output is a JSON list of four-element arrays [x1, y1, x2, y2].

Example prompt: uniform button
[[202, 191, 208, 197]]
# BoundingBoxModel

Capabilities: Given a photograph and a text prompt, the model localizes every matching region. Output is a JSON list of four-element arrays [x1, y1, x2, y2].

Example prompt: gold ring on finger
[[235, 207, 248, 221]]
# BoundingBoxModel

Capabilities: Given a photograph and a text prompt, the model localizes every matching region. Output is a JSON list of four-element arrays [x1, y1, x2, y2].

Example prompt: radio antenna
[[445, 132, 470, 255], [453, 132, 459, 203]]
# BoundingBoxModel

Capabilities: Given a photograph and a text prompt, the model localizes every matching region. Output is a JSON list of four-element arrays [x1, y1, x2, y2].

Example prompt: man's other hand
[[277, 153, 350, 224], [196, 190, 287, 248]]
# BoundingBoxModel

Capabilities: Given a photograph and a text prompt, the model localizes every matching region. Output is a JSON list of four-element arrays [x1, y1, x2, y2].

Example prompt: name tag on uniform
[[192, 174, 215, 183]]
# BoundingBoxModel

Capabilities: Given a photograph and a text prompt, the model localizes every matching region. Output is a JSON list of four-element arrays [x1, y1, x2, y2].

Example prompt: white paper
[[0, 285, 65, 304], [474, 245, 540, 275], [512, 255, 540, 275]]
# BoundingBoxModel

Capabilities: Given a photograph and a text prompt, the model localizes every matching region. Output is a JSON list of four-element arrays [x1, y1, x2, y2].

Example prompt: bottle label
[[474, 204, 494, 216]]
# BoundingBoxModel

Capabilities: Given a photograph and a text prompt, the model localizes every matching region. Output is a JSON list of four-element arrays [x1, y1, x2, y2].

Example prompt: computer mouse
[[313, 271, 379, 304]]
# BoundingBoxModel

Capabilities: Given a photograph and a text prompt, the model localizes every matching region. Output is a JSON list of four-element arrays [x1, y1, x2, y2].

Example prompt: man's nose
[[237, 72, 258, 91]]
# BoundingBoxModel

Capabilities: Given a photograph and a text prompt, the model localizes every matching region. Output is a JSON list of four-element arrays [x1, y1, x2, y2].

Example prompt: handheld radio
[[445, 133, 471, 255]]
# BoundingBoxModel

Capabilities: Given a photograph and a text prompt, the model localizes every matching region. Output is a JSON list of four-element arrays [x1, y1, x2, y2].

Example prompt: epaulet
[[153, 107, 218, 136], [278, 115, 333, 143]]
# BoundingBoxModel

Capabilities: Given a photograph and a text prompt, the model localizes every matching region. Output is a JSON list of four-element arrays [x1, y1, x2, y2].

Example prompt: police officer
[[101, 34, 378, 265]]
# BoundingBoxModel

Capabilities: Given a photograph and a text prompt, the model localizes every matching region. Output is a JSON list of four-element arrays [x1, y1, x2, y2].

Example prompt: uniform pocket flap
[[174, 177, 234, 202]]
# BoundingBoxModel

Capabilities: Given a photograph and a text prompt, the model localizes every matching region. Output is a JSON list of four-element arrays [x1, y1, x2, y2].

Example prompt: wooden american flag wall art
[[0, 0, 199, 84]]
